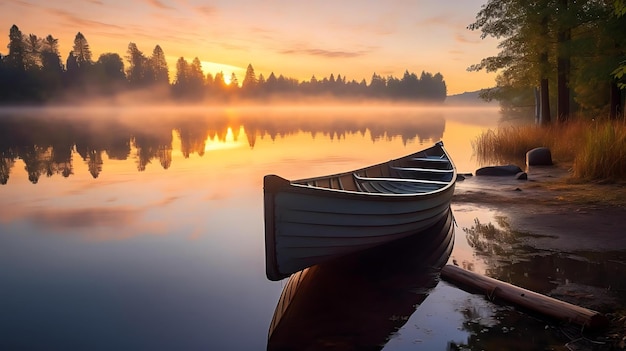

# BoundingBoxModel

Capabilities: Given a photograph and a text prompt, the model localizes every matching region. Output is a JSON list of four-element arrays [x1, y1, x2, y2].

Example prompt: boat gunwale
[[276, 142, 456, 199]]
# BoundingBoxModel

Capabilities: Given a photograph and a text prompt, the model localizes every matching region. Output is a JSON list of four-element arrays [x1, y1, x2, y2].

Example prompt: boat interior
[[295, 154, 454, 195]]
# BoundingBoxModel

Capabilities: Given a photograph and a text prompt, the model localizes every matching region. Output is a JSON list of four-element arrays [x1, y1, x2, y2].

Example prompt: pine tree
[[6, 25, 26, 72], [72, 32, 92, 67], [150, 45, 169, 85], [24, 34, 42, 69], [126, 42, 147, 86], [242, 63, 257, 89]]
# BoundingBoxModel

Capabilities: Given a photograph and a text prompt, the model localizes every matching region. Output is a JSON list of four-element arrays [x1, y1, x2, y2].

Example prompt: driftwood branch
[[441, 264, 609, 331]]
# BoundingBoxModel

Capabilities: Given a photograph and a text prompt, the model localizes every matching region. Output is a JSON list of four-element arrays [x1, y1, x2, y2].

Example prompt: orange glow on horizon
[[0, 1, 500, 95]]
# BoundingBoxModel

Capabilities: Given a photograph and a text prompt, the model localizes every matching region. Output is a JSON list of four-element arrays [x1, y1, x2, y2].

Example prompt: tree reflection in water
[[450, 216, 626, 350], [0, 108, 446, 184]]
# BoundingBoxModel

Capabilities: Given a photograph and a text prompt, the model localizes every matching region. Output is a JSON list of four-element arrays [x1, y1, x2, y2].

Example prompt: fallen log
[[440, 264, 609, 331]]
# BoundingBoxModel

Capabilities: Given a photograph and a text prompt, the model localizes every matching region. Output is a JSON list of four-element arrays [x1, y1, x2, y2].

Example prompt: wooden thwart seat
[[353, 173, 449, 185], [391, 166, 453, 173]]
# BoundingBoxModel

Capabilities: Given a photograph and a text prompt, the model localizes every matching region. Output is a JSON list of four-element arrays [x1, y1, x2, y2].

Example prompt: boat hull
[[267, 209, 455, 350], [264, 141, 456, 281]]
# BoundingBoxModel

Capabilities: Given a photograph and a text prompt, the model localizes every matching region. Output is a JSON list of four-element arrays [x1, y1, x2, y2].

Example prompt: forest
[[468, 0, 626, 121], [0, 25, 447, 104]]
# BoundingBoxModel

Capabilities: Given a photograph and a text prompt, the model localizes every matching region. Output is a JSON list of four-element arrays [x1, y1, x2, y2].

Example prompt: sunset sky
[[1, 0, 500, 95]]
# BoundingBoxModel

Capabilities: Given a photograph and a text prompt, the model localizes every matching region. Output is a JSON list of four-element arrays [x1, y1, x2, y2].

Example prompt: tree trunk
[[557, 0, 571, 124], [610, 81, 622, 119], [540, 78, 551, 125], [539, 15, 551, 125], [556, 58, 570, 123]]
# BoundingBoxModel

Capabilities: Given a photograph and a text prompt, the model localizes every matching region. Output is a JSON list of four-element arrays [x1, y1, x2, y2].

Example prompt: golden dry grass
[[473, 119, 626, 181]]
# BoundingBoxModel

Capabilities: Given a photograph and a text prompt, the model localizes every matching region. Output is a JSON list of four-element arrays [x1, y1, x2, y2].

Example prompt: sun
[[199, 61, 245, 85]]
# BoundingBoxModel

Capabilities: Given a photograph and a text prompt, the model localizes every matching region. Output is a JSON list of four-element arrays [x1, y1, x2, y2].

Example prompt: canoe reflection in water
[[267, 209, 454, 351]]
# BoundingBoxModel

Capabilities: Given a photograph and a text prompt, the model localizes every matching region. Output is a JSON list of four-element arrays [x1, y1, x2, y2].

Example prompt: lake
[[1, 104, 622, 350]]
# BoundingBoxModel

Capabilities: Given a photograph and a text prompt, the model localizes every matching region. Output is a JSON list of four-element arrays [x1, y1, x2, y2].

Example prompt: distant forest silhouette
[[0, 25, 448, 104], [0, 111, 445, 184]]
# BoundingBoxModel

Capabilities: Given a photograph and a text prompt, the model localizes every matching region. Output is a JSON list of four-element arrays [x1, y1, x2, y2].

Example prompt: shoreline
[[451, 165, 626, 348], [453, 165, 626, 251]]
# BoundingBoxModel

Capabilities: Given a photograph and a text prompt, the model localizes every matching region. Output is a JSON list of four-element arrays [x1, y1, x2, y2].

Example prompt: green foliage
[[469, 0, 625, 114], [616, 0, 626, 17], [614, 63, 626, 89]]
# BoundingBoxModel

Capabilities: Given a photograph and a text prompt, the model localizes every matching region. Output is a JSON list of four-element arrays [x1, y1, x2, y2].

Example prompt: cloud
[[280, 48, 368, 58], [155, 195, 180, 206], [208, 41, 245, 51], [414, 14, 451, 28], [46, 8, 125, 31], [145, 0, 174, 10], [6, 0, 36, 7], [194, 5, 217, 17], [455, 33, 481, 44]]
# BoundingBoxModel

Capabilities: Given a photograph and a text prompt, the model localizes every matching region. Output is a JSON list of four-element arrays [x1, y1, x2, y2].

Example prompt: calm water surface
[[1, 105, 623, 350]]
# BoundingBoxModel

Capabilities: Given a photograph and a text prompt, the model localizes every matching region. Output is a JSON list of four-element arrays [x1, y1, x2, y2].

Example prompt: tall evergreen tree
[[126, 42, 147, 87], [24, 34, 42, 69], [230, 72, 239, 87], [242, 63, 257, 90], [72, 32, 92, 67], [6, 25, 26, 72], [150, 45, 169, 85], [188, 57, 205, 93], [213, 71, 226, 91], [41, 35, 59, 54], [40, 34, 63, 97], [173, 56, 189, 97]]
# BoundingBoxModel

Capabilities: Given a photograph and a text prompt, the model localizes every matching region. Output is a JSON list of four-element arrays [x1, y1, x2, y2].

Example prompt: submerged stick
[[441, 264, 609, 331]]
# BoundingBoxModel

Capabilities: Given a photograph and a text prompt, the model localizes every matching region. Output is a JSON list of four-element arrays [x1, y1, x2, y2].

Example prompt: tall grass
[[573, 121, 626, 180], [473, 120, 626, 181]]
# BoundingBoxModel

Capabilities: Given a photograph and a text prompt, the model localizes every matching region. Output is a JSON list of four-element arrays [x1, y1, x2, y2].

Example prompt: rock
[[475, 164, 523, 176], [526, 147, 552, 166], [515, 172, 528, 180], [456, 174, 466, 181]]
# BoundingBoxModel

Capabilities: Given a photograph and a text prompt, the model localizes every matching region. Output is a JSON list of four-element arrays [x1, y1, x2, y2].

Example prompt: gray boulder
[[475, 164, 523, 176], [526, 147, 552, 166]]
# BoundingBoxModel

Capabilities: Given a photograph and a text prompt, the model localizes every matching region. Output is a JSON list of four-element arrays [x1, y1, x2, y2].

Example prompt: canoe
[[264, 141, 456, 281], [267, 209, 455, 350]]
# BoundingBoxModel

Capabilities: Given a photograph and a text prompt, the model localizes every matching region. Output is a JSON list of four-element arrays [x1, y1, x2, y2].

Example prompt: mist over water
[[0, 103, 502, 185]]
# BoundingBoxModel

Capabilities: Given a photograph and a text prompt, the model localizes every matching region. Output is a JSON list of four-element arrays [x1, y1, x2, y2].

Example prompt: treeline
[[468, 0, 626, 121], [0, 24, 447, 103]]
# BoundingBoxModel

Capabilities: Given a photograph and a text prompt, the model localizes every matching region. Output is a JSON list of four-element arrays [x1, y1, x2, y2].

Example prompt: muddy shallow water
[[448, 169, 626, 350]]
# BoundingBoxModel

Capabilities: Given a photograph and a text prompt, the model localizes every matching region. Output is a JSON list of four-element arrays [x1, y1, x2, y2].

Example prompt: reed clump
[[573, 121, 626, 180], [473, 119, 626, 181]]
